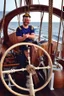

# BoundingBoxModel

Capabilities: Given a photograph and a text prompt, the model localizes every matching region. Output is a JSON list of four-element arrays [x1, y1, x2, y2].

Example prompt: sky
[[0, 0, 64, 22]]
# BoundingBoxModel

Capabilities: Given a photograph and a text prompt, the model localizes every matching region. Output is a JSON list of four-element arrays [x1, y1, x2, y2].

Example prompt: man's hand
[[23, 34, 29, 39], [26, 34, 30, 38], [17, 33, 30, 42], [23, 33, 35, 40]]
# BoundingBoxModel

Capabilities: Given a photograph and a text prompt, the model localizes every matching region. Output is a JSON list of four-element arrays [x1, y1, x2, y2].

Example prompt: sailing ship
[[0, 0, 64, 96]]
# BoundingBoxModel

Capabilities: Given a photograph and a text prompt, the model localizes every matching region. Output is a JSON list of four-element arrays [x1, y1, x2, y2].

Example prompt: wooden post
[[48, 0, 53, 55]]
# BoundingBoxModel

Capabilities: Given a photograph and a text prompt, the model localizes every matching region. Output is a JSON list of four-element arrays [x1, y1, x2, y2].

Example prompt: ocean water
[[0, 11, 63, 42], [8, 22, 63, 42]]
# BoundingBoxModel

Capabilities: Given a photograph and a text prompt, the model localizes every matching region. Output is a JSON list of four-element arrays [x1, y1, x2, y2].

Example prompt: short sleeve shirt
[[16, 25, 35, 42]]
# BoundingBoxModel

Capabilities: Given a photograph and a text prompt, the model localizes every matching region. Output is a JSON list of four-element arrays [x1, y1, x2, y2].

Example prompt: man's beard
[[23, 22, 29, 26]]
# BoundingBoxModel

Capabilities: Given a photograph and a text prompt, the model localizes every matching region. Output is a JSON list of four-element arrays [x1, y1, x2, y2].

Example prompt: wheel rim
[[1, 42, 52, 96]]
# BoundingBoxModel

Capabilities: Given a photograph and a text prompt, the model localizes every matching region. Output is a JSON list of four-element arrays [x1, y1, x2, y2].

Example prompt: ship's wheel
[[0, 0, 64, 95], [0, 42, 52, 96]]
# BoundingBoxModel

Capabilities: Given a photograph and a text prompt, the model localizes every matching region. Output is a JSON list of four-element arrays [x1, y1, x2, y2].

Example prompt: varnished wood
[[54, 70, 64, 88], [3, 63, 19, 67], [0, 84, 64, 96], [0, 5, 64, 42]]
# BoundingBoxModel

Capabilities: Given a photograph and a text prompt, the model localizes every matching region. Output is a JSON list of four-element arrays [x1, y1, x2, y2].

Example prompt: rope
[[19, 0, 22, 6], [0, 0, 6, 45], [25, 0, 33, 5], [61, 19, 64, 58], [38, 0, 40, 4], [25, 0, 31, 13], [19, 0, 22, 25], [37, 0, 45, 41], [24, 0, 33, 13], [14, 0, 20, 26], [54, 0, 63, 59], [24, 0, 27, 13], [38, 11, 44, 41]]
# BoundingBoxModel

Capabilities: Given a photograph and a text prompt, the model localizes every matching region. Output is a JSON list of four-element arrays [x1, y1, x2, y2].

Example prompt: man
[[16, 13, 35, 67], [16, 13, 40, 87], [16, 12, 35, 43], [16, 12, 35, 57]]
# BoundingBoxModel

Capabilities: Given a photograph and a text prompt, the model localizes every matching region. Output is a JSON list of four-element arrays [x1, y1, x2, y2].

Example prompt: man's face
[[23, 17, 30, 26]]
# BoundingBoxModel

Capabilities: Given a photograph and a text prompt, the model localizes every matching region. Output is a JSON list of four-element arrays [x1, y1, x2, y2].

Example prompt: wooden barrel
[[54, 70, 64, 88]]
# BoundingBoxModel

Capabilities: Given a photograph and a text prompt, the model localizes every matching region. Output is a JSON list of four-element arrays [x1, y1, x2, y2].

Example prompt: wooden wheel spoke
[[1, 42, 52, 96]]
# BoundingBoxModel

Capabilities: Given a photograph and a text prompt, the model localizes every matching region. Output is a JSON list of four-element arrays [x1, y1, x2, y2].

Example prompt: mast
[[48, 0, 53, 55]]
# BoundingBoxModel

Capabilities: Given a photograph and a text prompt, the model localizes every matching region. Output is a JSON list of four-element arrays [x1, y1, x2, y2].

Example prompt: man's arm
[[17, 35, 27, 42], [26, 33, 35, 39], [17, 33, 35, 42]]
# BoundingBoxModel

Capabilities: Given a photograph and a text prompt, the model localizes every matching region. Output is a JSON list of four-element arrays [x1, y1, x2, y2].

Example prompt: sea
[[0, 11, 63, 42]]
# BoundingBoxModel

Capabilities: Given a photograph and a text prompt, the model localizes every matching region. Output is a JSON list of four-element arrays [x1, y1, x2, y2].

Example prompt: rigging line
[[14, 0, 20, 26], [38, 0, 40, 4], [24, 0, 28, 13], [0, 0, 6, 44], [19, 0, 22, 25], [62, 20, 64, 30], [25, 0, 32, 5], [20, 0, 22, 6], [0, 0, 6, 32], [38, 11, 44, 41], [24, 0, 26, 6], [25, 0, 33, 13], [37, 0, 42, 12], [26, 0, 30, 13], [54, 0, 63, 59], [38, 0, 44, 41], [24, 0, 27, 13], [14, 0, 17, 8], [61, 19, 64, 58], [19, 0, 30, 14]]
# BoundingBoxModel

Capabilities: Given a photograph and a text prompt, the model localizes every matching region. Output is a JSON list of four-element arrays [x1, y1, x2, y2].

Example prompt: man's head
[[22, 13, 31, 26]]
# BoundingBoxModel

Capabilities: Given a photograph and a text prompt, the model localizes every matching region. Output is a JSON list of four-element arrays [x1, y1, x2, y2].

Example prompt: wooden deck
[[0, 82, 64, 96], [0, 88, 64, 96], [36, 87, 64, 96]]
